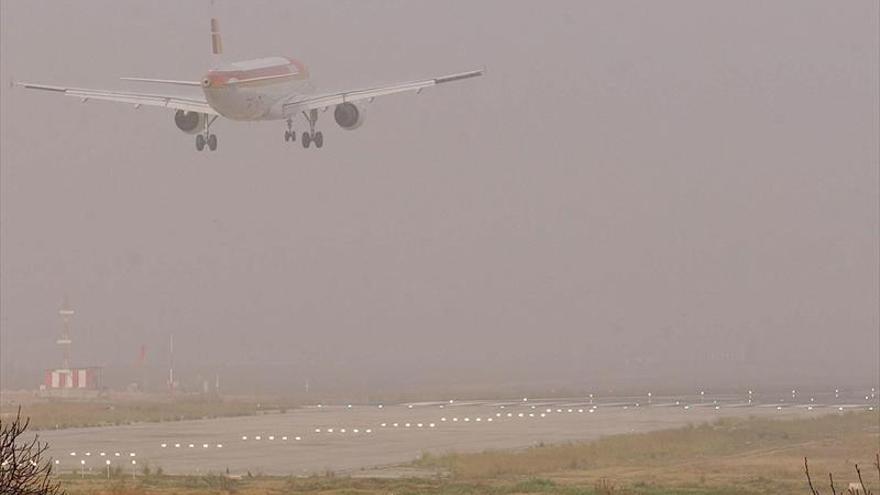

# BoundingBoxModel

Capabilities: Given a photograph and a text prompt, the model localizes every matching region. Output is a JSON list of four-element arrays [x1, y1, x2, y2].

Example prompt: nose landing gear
[[284, 118, 296, 143]]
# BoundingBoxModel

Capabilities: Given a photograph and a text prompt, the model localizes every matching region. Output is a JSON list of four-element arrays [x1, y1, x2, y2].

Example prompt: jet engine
[[334, 102, 365, 130], [174, 110, 206, 134]]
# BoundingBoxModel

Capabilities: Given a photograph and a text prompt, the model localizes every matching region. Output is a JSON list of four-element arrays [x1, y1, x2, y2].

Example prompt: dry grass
[[415, 411, 878, 479]]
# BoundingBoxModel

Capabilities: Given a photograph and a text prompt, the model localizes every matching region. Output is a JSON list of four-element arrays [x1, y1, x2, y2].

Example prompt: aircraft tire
[[314, 132, 323, 148], [302, 132, 311, 148], [208, 134, 218, 151], [196, 134, 206, 151]]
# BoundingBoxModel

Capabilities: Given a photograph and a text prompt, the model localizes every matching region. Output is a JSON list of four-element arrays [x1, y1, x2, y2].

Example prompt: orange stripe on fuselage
[[206, 57, 308, 87]]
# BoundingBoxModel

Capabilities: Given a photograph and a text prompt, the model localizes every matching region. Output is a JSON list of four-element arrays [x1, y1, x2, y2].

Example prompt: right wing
[[16, 82, 218, 115], [281, 68, 484, 115]]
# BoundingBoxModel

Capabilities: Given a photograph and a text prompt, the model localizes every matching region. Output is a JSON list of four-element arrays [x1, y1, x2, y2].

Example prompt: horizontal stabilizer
[[121, 77, 202, 87]]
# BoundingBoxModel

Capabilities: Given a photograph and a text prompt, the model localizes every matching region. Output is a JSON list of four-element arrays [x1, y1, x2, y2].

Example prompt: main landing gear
[[282, 110, 324, 149], [301, 109, 323, 149], [196, 115, 219, 151]]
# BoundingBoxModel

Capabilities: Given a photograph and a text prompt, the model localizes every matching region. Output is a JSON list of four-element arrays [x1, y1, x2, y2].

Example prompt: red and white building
[[44, 367, 102, 390]]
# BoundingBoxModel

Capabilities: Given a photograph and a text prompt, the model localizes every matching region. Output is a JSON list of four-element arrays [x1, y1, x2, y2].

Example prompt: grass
[[54, 411, 879, 494], [413, 411, 879, 479]]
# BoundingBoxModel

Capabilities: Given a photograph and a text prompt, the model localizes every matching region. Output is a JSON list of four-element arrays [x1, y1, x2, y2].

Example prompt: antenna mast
[[57, 297, 75, 369]]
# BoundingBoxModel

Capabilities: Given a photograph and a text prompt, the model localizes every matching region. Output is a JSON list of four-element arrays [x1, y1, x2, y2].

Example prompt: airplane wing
[[281, 68, 484, 116], [16, 82, 219, 115]]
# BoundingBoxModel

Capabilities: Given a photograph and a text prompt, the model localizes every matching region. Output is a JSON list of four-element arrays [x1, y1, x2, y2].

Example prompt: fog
[[1, 0, 877, 396]]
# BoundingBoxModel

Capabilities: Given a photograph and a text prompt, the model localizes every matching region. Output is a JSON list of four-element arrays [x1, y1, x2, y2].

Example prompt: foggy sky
[[1, 0, 877, 394]]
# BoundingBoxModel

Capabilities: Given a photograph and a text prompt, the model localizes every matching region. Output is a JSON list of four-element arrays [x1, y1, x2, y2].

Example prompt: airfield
[[41, 394, 873, 476]]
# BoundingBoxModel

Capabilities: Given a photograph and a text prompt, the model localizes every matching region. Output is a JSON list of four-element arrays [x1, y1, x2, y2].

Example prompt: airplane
[[16, 18, 484, 151]]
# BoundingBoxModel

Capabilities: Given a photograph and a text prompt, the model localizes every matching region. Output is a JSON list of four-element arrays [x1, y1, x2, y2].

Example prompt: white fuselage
[[202, 57, 313, 121]]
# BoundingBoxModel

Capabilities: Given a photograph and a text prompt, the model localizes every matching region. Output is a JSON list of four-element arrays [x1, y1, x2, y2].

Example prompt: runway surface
[[41, 395, 874, 476]]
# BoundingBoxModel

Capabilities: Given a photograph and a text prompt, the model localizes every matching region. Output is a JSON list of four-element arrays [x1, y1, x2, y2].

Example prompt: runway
[[41, 395, 874, 476]]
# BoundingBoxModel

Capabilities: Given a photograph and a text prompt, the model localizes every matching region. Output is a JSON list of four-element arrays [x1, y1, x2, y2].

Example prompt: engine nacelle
[[174, 110, 206, 135], [334, 102, 365, 130]]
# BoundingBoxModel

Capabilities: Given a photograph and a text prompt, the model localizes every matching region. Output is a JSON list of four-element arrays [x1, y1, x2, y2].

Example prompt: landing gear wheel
[[302, 132, 312, 148], [196, 134, 206, 151], [284, 131, 291, 142], [314, 131, 323, 148], [207, 134, 218, 151]]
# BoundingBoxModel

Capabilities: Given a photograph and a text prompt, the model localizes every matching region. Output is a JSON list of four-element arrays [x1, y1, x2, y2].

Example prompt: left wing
[[282, 68, 484, 116], [16, 82, 218, 115]]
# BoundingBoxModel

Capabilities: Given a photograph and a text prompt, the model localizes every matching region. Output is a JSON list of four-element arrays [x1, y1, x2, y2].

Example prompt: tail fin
[[211, 18, 223, 58]]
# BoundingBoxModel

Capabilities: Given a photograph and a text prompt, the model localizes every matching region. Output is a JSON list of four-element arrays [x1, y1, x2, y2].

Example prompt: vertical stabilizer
[[211, 18, 223, 59]]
